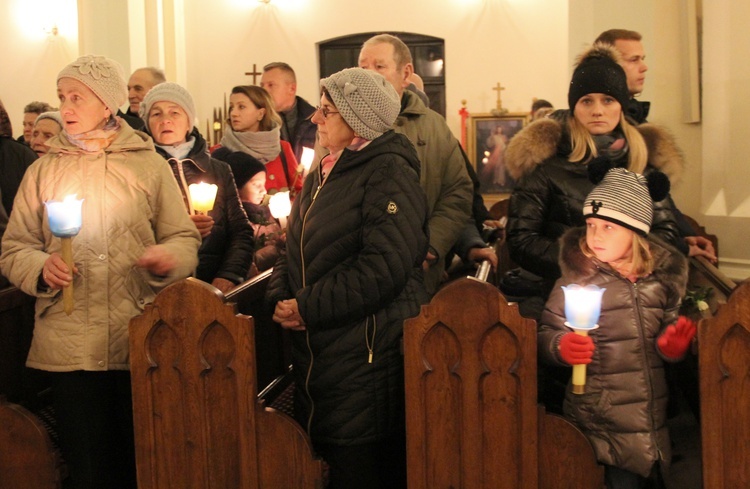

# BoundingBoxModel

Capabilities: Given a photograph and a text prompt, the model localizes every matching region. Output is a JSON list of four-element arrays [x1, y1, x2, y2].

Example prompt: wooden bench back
[[129, 278, 323, 489], [404, 278, 603, 488], [699, 279, 750, 488]]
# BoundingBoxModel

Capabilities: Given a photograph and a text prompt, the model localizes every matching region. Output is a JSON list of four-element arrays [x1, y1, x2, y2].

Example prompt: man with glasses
[[358, 34, 473, 295]]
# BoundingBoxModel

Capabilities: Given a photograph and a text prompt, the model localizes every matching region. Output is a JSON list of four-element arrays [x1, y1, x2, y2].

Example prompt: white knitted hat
[[320, 68, 400, 141], [57, 55, 127, 116], [139, 82, 196, 132], [34, 111, 63, 129]]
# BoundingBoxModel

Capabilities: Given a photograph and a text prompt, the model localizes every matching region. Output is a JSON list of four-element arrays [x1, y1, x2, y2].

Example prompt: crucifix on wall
[[492, 82, 508, 115], [244, 63, 263, 85]]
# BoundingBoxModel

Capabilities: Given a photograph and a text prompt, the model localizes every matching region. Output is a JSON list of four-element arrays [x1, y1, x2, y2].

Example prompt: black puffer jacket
[[153, 129, 254, 284], [266, 130, 429, 445], [538, 227, 688, 477], [505, 117, 682, 285]]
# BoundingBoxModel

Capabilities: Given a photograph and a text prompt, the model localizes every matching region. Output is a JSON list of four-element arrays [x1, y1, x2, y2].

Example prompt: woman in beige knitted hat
[[0, 55, 201, 489]]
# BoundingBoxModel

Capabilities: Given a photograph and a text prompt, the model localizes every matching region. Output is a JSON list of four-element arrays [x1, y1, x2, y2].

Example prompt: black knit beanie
[[221, 151, 267, 190], [568, 43, 630, 111]]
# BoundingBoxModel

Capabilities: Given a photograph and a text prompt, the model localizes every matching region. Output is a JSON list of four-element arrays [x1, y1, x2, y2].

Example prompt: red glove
[[559, 332, 595, 365], [657, 316, 697, 359]]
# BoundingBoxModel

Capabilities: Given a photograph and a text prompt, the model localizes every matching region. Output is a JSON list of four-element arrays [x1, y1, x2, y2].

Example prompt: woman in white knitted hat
[[212, 85, 302, 197], [141, 81, 255, 293], [266, 67, 429, 489], [0, 55, 200, 489], [29, 111, 63, 157]]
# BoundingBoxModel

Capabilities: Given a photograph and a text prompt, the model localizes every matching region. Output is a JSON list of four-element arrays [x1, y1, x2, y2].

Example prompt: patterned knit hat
[[35, 111, 64, 130], [222, 151, 267, 190], [320, 68, 400, 141], [583, 166, 670, 236], [568, 43, 630, 112], [57, 55, 127, 116], [140, 82, 196, 132]]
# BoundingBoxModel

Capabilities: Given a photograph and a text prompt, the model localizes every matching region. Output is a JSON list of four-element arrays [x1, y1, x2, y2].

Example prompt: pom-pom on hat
[[583, 167, 670, 236], [57, 55, 127, 116], [140, 82, 196, 132], [221, 151, 267, 191], [568, 43, 630, 112], [320, 68, 400, 141]]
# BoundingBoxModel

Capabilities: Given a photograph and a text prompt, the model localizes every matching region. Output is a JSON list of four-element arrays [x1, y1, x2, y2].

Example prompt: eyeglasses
[[315, 105, 340, 119]]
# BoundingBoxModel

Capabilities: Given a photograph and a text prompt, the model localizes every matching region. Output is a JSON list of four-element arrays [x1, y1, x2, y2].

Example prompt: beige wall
[[2, 0, 747, 279]]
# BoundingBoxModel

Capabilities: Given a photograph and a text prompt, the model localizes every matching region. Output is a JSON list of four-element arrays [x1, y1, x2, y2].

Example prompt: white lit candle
[[268, 190, 291, 230], [300, 146, 315, 172], [44, 194, 84, 316], [561, 284, 605, 394], [188, 182, 218, 215]]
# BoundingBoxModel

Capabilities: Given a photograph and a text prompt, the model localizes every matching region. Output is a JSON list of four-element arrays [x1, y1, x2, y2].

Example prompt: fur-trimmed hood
[[505, 117, 684, 185], [559, 226, 688, 301]]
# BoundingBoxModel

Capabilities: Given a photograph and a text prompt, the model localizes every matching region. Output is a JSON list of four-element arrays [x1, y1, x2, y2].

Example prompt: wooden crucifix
[[245, 63, 263, 85], [492, 82, 506, 114]]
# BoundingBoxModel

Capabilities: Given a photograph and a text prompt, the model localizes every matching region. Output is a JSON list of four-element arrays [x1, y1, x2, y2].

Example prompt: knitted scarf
[[156, 137, 196, 160], [593, 128, 628, 161], [220, 124, 281, 164], [64, 117, 120, 152]]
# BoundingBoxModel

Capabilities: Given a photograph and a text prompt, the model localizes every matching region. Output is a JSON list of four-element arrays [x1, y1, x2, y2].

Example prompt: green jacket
[[393, 91, 472, 294]]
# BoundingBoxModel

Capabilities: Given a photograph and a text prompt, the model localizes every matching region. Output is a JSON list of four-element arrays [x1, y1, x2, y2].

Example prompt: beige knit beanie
[[320, 68, 400, 141], [57, 55, 127, 116], [139, 82, 196, 131]]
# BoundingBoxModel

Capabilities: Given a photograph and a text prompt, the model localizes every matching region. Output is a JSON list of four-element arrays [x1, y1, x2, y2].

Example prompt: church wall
[[1, 0, 747, 279]]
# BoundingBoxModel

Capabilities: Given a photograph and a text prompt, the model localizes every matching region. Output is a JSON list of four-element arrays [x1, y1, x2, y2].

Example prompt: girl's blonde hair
[[568, 112, 647, 173], [580, 229, 654, 277], [229, 85, 282, 132]]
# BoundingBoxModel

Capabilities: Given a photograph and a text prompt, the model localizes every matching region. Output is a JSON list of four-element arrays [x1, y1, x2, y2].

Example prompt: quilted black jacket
[[266, 130, 429, 445]]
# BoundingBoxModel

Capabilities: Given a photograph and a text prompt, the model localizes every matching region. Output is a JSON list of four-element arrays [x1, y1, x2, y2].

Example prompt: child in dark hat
[[223, 151, 283, 277], [538, 166, 694, 489]]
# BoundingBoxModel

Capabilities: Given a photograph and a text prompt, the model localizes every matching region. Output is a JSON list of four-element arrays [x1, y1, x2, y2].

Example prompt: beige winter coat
[[0, 121, 200, 372]]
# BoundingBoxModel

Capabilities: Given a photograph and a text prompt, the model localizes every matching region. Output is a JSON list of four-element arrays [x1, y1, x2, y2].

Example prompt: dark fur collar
[[505, 117, 684, 185]]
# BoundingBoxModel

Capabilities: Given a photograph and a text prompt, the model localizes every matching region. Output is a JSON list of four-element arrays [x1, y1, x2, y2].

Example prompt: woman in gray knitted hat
[[0, 55, 200, 489], [266, 67, 429, 489]]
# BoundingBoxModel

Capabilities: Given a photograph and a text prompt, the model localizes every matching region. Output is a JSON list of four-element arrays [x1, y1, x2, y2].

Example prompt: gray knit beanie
[[139, 82, 196, 132], [320, 68, 400, 141], [583, 167, 654, 235], [34, 111, 64, 130], [57, 55, 127, 116]]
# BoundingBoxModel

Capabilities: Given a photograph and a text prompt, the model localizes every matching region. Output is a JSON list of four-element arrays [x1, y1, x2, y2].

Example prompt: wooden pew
[[129, 277, 323, 489], [404, 277, 604, 489], [0, 396, 62, 489], [699, 279, 750, 489]]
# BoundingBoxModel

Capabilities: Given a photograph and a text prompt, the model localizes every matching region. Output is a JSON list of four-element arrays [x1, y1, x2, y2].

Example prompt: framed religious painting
[[466, 113, 529, 202]]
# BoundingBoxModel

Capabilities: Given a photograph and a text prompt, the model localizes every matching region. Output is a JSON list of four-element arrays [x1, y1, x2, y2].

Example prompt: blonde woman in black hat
[[0, 55, 200, 489], [266, 67, 429, 489], [538, 165, 694, 489], [503, 43, 683, 321]]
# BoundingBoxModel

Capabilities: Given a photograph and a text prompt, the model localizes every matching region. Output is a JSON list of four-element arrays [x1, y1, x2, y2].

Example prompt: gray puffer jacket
[[538, 227, 688, 477]]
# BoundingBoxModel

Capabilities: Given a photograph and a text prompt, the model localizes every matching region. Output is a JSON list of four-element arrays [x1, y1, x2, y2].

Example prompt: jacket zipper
[[365, 314, 377, 363], [300, 175, 326, 435], [629, 280, 663, 461]]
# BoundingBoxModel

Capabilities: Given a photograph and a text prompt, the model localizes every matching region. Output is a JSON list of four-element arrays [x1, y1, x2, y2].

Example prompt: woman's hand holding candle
[[190, 214, 214, 238], [42, 253, 78, 289]]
